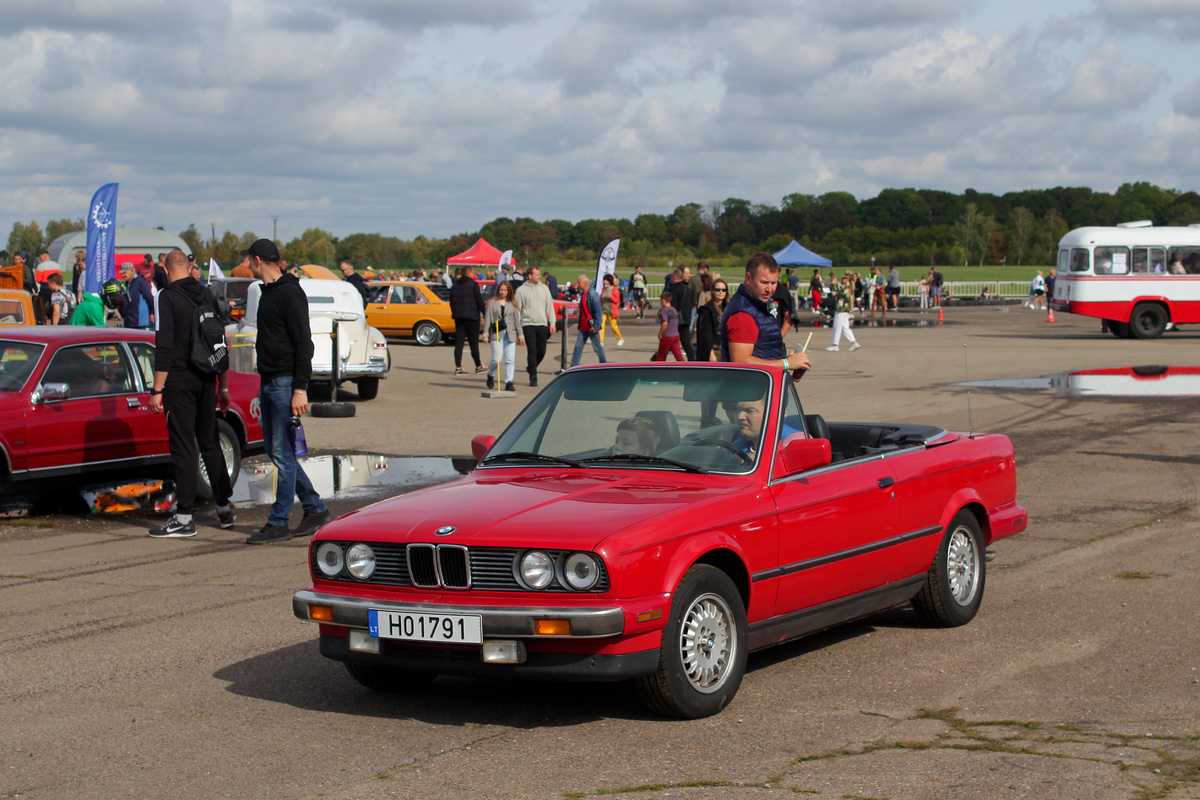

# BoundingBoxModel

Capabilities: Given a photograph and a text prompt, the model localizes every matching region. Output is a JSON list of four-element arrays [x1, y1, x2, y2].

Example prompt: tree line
[[10, 182, 1200, 271]]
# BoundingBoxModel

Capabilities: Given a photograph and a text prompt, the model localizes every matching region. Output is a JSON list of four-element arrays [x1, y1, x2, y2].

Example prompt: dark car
[[208, 278, 259, 322]]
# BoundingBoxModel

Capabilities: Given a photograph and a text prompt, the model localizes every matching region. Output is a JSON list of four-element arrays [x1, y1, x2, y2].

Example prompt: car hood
[[319, 468, 755, 553]]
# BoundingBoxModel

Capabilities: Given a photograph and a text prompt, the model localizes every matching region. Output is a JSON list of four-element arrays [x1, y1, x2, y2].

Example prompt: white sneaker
[[848, 342, 861, 351], [617, 338, 624, 346], [824, 345, 839, 351]]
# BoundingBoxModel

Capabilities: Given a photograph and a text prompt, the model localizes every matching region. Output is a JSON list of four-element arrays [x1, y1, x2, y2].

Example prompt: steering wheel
[[690, 437, 753, 464]]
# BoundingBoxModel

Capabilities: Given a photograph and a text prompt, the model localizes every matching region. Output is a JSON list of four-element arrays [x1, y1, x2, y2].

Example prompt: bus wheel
[[1130, 303, 1168, 339]]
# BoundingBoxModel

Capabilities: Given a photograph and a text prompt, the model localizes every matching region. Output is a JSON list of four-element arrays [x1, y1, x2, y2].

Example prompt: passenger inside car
[[612, 417, 659, 456]]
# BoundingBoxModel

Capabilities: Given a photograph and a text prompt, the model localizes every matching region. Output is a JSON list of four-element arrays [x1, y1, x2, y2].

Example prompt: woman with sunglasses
[[695, 277, 729, 363]]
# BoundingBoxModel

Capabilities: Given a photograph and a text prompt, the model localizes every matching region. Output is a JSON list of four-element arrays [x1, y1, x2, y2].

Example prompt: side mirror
[[471, 434, 496, 462], [34, 383, 70, 404], [778, 435, 831, 475]]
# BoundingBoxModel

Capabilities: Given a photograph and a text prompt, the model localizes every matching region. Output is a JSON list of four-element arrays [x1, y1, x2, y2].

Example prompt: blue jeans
[[260, 376, 326, 527], [571, 330, 607, 367], [488, 330, 517, 383]]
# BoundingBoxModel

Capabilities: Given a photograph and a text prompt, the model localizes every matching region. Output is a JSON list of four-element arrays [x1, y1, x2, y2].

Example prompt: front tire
[[1129, 303, 1168, 339], [912, 510, 985, 627], [197, 419, 241, 501], [344, 662, 437, 692], [636, 565, 747, 719]]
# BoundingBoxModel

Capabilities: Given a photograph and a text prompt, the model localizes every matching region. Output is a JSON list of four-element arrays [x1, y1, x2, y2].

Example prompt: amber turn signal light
[[308, 604, 334, 622], [636, 610, 663, 623], [535, 619, 571, 636]]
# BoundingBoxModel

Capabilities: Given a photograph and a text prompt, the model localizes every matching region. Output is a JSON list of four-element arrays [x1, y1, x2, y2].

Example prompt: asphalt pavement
[[1, 304, 1198, 800]]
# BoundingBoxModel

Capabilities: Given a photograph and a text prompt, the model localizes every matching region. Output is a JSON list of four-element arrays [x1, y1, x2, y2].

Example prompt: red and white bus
[[1051, 222, 1200, 338]]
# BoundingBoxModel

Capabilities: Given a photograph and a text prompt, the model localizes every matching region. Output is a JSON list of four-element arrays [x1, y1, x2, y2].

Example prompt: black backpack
[[181, 287, 229, 375]]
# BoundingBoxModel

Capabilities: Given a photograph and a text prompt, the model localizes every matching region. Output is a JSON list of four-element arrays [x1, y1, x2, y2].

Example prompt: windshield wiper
[[579, 454, 709, 474], [481, 451, 583, 468]]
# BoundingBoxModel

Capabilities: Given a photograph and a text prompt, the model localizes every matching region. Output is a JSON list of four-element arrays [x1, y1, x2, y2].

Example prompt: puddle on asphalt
[[229, 453, 472, 507], [952, 365, 1200, 398], [59, 454, 473, 517], [800, 316, 959, 329]]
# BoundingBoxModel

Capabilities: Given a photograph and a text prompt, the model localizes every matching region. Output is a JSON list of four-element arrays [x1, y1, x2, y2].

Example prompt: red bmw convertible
[[294, 362, 1026, 718]]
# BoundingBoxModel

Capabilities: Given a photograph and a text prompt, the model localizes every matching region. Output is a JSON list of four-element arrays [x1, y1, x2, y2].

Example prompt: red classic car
[[293, 363, 1026, 718], [0, 327, 263, 498]]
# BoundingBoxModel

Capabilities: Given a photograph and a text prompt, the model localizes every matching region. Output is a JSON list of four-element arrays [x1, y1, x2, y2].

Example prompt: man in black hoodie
[[244, 238, 331, 544], [147, 249, 235, 538]]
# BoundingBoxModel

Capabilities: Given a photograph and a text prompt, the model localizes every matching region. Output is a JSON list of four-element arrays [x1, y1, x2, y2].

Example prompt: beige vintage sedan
[[227, 278, 390, 400]]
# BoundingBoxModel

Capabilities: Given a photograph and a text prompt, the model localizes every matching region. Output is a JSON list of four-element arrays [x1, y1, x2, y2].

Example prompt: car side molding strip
[[750, 525, 942, 583], [746, 576, 926, 652]]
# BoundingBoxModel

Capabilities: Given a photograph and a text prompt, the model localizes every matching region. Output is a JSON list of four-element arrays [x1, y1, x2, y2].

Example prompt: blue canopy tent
[[772, 240, 832, 267]]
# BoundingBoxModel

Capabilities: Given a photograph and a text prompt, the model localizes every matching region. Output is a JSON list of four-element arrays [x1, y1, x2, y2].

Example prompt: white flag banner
[[596, 239, 619, 287], [498, 249, 513, 270], [209, 258, 225, 281]]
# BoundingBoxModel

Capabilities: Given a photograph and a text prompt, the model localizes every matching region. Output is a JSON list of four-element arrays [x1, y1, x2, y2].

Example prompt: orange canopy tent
[[446, 238, 506, 267]]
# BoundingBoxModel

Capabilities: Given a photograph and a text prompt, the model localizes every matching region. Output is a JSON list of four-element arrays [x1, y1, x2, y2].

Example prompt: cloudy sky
[[2, 0, 1199, 245]]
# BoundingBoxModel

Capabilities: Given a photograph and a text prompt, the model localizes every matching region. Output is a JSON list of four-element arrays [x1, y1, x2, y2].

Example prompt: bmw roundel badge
[[435, 526, 456, 536]]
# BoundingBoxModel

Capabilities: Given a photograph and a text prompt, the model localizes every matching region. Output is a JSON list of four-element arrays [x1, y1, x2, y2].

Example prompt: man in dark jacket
[[721, 252, 812, 374], [668, 267, 695, 360], [245, 239, 330, 544], [147, 249, 235, 538], [449, 266, 486, 374], [339, 260, 370, 306]]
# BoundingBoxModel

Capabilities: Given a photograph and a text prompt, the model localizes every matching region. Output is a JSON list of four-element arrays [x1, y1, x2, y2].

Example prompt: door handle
[[128, 397, 142, 409], [877, 477, 894, 489]]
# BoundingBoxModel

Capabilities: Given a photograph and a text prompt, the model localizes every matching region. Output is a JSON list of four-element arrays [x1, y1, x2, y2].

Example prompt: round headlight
[[345, 543, 376, 580], [520, 550, 554, 589], [563, 552, 601, 591], [316, 542, 344, 577]]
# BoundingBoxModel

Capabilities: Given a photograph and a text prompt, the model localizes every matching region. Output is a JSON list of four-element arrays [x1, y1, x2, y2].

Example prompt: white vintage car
[[227, 278, 391, 400]]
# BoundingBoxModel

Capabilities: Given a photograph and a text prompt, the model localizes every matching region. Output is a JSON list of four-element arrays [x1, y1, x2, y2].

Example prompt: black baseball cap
[[241, 239, 279, 262]]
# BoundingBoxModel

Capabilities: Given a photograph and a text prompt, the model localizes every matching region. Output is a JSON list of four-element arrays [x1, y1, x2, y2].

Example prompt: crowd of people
[[432, 252, 885, 388]]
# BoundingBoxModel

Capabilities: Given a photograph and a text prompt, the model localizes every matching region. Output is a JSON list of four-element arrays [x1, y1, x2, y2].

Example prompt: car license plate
[[368, 609, 483, 645]]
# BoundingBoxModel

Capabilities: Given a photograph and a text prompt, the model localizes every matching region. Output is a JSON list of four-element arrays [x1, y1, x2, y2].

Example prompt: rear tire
[[197, 419, 241, 501], [344, 662, 437, 692], [636, 565, 747, 719], [355, 378, 379, 400], [912, 510, 986, 627], [413, 321, 441, 347], [1129, 303, 1168, 339]]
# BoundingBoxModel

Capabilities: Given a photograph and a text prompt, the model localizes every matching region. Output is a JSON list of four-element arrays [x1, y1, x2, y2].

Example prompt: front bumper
[[310, 360, 390, 380], [293, 589, 626, 638], [319, 632, 659, 680]]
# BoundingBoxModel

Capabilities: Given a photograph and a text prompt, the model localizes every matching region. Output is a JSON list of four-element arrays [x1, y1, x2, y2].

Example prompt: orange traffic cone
[[937, 305, 944, 322], [1047, 307, 1055, 323]]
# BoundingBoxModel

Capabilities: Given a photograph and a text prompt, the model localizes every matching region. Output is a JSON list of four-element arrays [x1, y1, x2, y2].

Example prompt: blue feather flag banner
[[85, 183, 119, 295]]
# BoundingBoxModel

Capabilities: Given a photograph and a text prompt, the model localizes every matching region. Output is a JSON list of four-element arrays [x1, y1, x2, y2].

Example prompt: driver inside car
[[730, 396, 800, 459]]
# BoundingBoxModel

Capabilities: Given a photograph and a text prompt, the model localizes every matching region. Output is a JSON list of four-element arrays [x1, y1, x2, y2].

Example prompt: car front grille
[[313, 542, 609, 593]]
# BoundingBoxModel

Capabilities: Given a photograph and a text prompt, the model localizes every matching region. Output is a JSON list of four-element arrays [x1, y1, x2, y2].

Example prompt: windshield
[[485, 366, 774, 474]]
